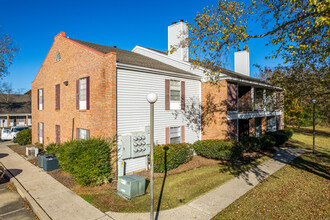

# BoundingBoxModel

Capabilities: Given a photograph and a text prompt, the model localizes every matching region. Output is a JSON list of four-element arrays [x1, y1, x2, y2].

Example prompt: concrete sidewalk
[[106, 147, 308, 220], [0, 141, 307, 220], [0, 142, 112, 220]]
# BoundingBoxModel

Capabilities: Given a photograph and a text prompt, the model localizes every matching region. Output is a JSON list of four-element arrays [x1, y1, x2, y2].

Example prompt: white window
[[39, 122, 43, 143], [39, 89, 43, 110], [80, 78, 87, 110], [170, 80, 181, 110], [80, 128, 88, 140], [267, 116, 277, 132], [170, 126, 181, 144], [18, 118, 25, 126], [55, 51, 61, 62]]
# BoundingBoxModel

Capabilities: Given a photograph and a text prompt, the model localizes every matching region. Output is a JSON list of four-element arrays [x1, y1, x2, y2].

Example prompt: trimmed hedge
[[258, 135, 276, 150], [192, 139, 243, 161], [46, 138, 114, 186], [240, 136, 260, 152], [154, 143, 193, 173], [266, 129, 293, 146], [15, 129, 32, 145]]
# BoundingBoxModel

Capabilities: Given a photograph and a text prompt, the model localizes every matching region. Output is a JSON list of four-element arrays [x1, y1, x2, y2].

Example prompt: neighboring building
[[32, 21, 283, 175], [0, 94, 32, 128]]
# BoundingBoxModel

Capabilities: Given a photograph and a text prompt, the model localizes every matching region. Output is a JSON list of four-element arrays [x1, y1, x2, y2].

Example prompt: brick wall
[[31, 32, 117, 146], [249, 118, 255, 137], [262, 117, 267, 135], [201, 80, 228, 140]]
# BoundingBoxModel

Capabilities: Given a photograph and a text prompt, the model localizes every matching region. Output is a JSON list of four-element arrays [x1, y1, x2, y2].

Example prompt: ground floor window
[[255, 118, 262, 137], [39, 122, 44, 144], [76, 128, 90, 140], [266, 116, 276, 132], [170, 126, 181, 144]]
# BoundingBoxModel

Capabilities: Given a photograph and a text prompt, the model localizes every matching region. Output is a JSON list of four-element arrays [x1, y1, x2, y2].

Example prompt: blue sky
[[0, 0, 283, 92]]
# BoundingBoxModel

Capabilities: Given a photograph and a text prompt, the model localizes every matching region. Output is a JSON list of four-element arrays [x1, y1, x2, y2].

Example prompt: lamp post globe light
[[312, 99, 317, 154], [147, 92, 157, 220]]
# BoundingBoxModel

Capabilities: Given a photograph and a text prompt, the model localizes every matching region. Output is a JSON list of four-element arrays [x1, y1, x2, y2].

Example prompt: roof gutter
[[116, 63, 201, 81]]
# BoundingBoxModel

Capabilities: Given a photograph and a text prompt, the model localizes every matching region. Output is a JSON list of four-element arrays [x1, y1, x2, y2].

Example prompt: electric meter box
[[117, 126, 150, 160], [117, 174, 146, 200]]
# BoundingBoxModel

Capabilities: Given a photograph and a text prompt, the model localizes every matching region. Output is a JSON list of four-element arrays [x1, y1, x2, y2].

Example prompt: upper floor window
[[55, 51, 61, 62], [38, 88, 44, 110], [76, 77, 90, 110], [80, 78, 87, 110], [165, 79, 185, 111]]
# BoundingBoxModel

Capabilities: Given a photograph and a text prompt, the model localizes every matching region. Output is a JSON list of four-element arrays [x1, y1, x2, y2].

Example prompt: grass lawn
[[79, 152, 274, 212], [213, 126, 330, 219]]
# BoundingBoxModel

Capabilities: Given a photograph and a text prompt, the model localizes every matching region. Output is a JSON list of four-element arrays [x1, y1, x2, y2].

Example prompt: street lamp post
[[312, 99, 317, 154], [147, 93, 158, 220]]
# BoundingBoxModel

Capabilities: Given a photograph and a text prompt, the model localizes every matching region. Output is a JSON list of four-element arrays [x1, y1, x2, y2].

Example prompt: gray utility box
[[38, 153, 54, 168], [117, 126, 150, 160], [42, 155, 59, 171], [117, 174, 146, 200]]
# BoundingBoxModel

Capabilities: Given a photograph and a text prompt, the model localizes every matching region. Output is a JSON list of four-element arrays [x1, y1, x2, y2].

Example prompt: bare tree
[[0, 30, 19, 78]]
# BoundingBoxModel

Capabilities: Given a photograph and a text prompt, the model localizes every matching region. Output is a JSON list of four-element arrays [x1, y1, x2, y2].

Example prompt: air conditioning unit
[[116, 174, 146, 200]]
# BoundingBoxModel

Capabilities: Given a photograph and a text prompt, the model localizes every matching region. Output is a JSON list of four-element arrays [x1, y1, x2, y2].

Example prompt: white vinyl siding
[[117, 68, 201, 173], [170, 80, 181, 110], [170, 126, 181, 143], [80, 78, 87, 110]]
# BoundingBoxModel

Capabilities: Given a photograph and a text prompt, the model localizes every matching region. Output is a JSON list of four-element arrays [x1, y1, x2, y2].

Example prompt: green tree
[[188, 0, 329, 76], [258, 65, 330, 126], [0, 30, 19, 78]]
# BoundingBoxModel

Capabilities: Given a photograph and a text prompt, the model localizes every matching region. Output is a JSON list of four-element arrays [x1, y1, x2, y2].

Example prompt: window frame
[[38, 88, 44, 110], [170, 80, 181, 110], [170, 126, 181, 144]]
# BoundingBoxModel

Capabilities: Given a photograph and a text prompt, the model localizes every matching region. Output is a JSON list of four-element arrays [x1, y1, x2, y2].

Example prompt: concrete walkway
[[0, 141, 307, 220]]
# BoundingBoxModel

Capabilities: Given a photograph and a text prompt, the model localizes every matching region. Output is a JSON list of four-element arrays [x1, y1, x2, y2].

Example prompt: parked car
[[1, 126, 30, 142]]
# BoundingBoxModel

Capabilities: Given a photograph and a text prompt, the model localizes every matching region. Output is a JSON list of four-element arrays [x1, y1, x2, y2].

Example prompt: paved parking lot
[[0, 178, 35, 220]]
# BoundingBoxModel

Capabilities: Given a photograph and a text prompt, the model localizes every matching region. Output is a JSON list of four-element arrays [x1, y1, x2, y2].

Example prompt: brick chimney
[[234, 50, 250, 76], [168, 20, 189, 61]]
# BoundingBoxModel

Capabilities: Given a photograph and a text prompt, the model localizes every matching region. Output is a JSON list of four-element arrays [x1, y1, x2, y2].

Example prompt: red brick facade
[[31, 32, 117, 146], [201, 81, 228, 140]]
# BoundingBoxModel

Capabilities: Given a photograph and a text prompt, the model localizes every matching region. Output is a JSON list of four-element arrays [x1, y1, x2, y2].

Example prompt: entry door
[[239, 119, 249, 138]]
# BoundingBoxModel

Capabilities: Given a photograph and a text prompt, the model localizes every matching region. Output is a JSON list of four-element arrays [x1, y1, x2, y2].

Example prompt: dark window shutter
[[165, 79, 170, 110], [76, 128, 80, 140], [165, 127, 170, 144], [181, 126, 185, 143], [38, 122, 40, 141], [56, 125, 60, 143], [41, 89, 44, 110], [86, 129, 90, 139], [55, 84, 60, 110], [181, 81, 185, 110], [37, 89, 40, 110], [86, 76, 90, 110], [76, 79, 80, 110]]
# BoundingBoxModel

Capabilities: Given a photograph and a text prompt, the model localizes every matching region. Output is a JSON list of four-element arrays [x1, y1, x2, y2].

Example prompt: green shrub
[[278, 129, 294, 139], [46, 138, 114, 186], [15, 129, 32, 145], [240, 136, 260, 152], [258, 135, 276, 150], [154, 143, 193, 173], [192, 139, 243, 161], [266, 131, 289, 146]]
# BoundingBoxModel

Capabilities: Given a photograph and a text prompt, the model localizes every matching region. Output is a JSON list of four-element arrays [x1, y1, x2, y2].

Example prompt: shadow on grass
[[155, 149, 167, 220], [292, 127, 330, 139]]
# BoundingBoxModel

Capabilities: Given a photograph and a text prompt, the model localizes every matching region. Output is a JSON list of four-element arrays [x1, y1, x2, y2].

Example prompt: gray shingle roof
[[145, 47, 270, 85], [0, 94, 31, 114], [70, 39, 199, 77]]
